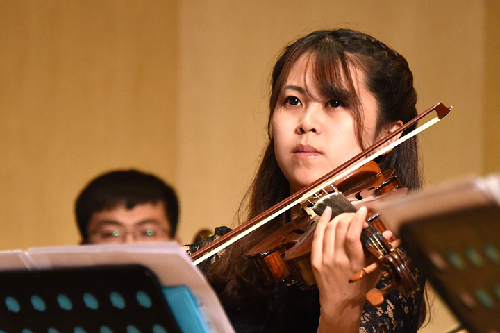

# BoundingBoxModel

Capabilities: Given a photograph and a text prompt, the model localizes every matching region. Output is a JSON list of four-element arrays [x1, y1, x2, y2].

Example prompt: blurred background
[[1, 1, 498, 332]]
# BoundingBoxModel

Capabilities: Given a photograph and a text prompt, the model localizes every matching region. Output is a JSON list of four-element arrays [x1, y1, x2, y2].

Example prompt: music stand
[[376, 175, 500, 333], [0, 264, 183, 333]]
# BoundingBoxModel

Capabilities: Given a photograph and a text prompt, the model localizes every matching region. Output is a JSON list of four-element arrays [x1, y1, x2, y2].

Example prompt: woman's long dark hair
[[206, 28, 423, 320]]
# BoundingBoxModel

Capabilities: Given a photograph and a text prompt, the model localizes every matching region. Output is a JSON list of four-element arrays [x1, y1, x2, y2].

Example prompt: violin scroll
[[348, 219, 419, 306]]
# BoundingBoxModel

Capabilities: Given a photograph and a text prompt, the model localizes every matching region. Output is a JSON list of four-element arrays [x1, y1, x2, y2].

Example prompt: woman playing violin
[[191, 28, 426, 333]]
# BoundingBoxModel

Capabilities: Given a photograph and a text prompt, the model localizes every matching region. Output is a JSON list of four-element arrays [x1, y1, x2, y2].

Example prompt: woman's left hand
[[311, 206, 381, 333]]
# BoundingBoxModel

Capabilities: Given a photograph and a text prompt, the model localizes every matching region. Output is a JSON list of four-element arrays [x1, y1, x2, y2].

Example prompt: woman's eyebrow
[[282, 85, 306, 94]]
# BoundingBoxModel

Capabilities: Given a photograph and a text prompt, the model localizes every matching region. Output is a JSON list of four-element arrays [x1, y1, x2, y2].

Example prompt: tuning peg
[[366, 284, 396, 306], [366, 288, 385, 306], [349, 262, 378, 283]]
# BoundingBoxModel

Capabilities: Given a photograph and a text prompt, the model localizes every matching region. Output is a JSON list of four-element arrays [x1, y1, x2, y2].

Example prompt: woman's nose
[[296, 105, 322, 134]]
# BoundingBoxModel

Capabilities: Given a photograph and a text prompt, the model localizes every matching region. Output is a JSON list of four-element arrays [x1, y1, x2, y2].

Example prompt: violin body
[[245, 161, 418, 303], [245, 212, 313, 286], [245, 161, 381, 286]]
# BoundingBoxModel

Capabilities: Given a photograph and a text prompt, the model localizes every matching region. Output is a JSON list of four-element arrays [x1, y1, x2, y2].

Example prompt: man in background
[[75, 169, 180, 244]]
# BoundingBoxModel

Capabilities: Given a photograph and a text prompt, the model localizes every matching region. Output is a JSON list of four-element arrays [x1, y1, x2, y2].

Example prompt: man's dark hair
[[75, 169, 179, 243]]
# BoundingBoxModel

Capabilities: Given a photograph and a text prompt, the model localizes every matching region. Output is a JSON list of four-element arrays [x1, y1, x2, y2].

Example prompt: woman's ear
[[376, 120, 404, 152]]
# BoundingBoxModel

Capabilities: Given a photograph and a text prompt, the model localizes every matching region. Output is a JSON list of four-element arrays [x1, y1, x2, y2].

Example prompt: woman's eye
[[326, 99, 341, 108], [284, 96, 301, 106]]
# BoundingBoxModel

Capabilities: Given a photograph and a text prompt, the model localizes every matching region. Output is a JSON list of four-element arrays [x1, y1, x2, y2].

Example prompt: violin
[[245, 160, 413, 306], [191, 102, 452, 305]]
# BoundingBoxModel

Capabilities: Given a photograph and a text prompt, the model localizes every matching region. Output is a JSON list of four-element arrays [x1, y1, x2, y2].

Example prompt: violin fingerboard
[[311, 192, 357, 218]]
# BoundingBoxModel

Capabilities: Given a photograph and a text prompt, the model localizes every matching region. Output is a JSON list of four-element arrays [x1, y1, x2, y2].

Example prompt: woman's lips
[[293, 144, 321, 158]]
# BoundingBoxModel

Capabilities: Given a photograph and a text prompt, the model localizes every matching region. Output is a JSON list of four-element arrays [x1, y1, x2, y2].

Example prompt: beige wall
[[1, 1, 498, 331], [485, 1, 500, 174], [0, 0, 178, 248]]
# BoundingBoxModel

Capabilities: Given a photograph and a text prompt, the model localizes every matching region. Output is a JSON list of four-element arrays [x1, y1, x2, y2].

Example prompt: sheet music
[[0, 250, 34, 270], [372, 174, 500, 234], [0, 242, 235, 333]]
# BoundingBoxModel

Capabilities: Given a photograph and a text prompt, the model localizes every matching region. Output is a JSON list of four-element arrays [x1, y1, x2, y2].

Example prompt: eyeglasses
[[88, 225, 171, 244]]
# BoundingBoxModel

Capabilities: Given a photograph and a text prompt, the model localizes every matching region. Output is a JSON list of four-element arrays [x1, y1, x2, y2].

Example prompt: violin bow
[[191, 102, 452, 265]]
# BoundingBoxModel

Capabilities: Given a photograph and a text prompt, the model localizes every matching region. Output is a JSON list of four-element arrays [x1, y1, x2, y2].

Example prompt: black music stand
[[0, 264, 183, 333], [377, 175, 500, 333]]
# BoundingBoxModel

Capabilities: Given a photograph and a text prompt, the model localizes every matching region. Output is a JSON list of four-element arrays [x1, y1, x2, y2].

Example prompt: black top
[[187, 227, 426, 333]]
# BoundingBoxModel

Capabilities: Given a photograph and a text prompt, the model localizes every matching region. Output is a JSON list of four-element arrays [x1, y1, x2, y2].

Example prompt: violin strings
[[361, 224, 388, 256]]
